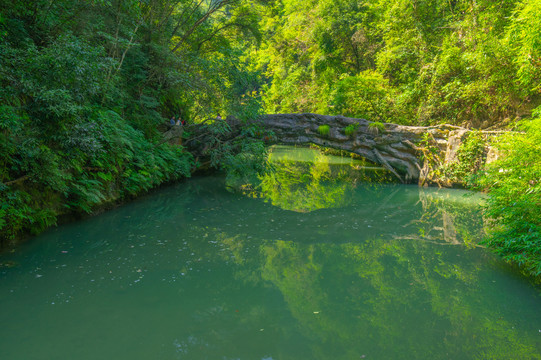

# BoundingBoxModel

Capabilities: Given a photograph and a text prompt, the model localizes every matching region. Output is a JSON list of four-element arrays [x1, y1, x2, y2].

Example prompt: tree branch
[[4, 175, 29, 186], [170, 0, 204, 39], [171, 0, 233, 52]]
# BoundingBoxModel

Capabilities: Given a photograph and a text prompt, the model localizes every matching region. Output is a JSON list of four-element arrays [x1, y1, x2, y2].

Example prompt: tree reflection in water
[[241, 145, 393, 212], [224, 146, 541, 359], [1, 147, 540, 359]]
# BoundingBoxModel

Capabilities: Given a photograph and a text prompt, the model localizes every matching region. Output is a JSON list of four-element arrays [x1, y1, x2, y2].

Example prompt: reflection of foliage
[[226, 146, 393, 212], [229, 181, 538, 359], [258, 157, 354, 212], [3, 174, 539, 359], [259, 237, 540, 359], [415, 190, 487, 248], [254, 147, 393, 212]]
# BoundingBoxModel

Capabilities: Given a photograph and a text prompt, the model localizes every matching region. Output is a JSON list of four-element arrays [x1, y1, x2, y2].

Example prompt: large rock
[[258, 113, 495, 185], [175, 113, 503, 186]]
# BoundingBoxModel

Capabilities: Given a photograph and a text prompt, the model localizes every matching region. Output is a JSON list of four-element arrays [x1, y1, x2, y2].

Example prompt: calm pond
[[1, 146, 541, 359]]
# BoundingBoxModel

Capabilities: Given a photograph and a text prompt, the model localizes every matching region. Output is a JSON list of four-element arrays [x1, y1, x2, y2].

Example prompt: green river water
[[1, 146, 541, 359]]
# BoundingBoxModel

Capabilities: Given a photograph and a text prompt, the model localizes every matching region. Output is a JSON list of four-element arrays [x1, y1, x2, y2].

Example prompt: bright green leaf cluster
[[344, 123, 359, 136], [318, 125, 330, 136]]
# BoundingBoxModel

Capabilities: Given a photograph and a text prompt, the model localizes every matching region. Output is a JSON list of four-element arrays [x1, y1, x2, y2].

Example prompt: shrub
[[443, 131, 487, 184], [344, 123, 359, 136], [475, 114, 541, 276], [368, 121, 385, 134], [318, 125, 330, 136], [332, 71, 397, 122]]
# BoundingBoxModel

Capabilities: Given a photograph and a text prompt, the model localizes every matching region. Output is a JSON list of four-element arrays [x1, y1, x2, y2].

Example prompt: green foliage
[[221, 139, 269, 190], [344, 123, 359, 136], [0, 189, 57, 244], [318, 125, 330, 136], [0, 104, 194, 245], [506, 0, 541, 92], [332, 71, 397, 122], [255, 0, 529, 128], [203, 118, 270, 190], [443, 131, 487, 184], [367, 121, 385, 134], [417, 132, 445, 184], [475, 114, 541, 276], [1, 0, 268, 244], [1, 0, 540, 282], [419, 131, 488, 187]]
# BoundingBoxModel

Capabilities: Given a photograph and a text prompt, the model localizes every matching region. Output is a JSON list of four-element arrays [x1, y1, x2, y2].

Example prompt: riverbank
[[0, 127, 194, 251]]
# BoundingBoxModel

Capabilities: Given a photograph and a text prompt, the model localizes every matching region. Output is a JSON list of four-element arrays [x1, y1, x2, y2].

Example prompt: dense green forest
[[0, 1, 539, 276], [0, 0, 263, 245], [257, 0, 541, 127]]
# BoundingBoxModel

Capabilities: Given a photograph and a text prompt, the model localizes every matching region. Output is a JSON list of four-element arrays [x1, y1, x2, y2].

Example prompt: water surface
[[1, 147, 540, 359]]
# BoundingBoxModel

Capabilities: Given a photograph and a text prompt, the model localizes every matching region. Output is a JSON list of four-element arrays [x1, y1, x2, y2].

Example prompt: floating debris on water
[[0, 261, 18, 268]]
